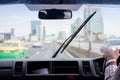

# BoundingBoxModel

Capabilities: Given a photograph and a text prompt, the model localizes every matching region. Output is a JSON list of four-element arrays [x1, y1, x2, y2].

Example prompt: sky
[[0, 4, 120, 38]]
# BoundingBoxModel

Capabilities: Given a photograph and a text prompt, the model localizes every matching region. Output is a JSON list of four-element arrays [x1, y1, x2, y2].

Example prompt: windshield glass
[[0, 4, 120, 59], [110, 40, 120, 45], [1, 43, 18, 47]]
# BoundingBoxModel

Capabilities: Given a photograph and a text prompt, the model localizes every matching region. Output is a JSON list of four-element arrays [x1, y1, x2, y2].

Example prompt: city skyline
[[0, 5, 120, 39]]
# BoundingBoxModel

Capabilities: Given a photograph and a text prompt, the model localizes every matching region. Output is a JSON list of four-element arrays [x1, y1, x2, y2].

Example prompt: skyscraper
[[11, 28, 14, 36], [84, 7, 104, 36], [11, 28, 15, 39], [71, 18, 84, 39], [31, 21, 41, 36], [31, 21, 41, 41]]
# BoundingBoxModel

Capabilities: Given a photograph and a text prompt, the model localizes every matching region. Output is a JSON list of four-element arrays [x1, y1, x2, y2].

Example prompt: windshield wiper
[[52, 11, 96, 58]]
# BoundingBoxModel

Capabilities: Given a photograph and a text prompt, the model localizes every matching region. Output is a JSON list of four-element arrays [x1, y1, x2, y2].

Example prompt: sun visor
[[25, 4, 81, 11]]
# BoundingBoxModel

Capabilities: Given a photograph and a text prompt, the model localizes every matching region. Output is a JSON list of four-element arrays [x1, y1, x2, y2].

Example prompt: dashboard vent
[[82, 61, 91, 76], [14, 61, 23, 76], [52, 61, 79, 74]]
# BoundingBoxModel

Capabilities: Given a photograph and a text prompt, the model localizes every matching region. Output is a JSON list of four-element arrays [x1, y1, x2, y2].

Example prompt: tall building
[[31, 21, 41, 41], [71, 18, 84, 39], [11, 28, 14, 36], [11, 28, 15, 39], [84, 7, 104, 36], [31, 21, 41, 36]]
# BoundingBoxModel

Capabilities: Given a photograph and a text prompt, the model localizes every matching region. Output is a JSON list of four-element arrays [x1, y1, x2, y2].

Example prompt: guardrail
[[57, 42, 102, 58]]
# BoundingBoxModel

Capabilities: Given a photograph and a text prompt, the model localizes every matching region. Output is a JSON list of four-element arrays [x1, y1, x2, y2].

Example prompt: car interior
[[0, 0, 120, 80]]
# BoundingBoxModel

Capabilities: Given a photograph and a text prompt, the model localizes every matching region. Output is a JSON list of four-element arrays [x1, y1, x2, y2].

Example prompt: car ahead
[[32, 41, 42, 48], [0, 40, 28, 58], [100, 39, 120, 53]]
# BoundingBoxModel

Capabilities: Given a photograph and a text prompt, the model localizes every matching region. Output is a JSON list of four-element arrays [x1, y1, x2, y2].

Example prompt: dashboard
[[0, 57, 105, 80]]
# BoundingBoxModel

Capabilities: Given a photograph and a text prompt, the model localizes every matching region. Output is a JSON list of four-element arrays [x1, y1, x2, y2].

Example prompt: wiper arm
[[60, 11, 96, 53], [52, 35, 72, 58], [52, 11, 96, 58]]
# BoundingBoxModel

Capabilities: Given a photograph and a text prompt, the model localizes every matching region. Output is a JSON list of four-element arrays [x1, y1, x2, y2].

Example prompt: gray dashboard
[[0, 57, 104, 80]]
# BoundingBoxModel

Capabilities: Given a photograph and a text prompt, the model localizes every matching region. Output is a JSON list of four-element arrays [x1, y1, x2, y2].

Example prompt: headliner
[[0, 0, 120, 4]]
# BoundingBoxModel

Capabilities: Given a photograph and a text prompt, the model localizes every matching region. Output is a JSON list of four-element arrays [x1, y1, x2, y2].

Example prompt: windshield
[[1, 43, 18, 47], [110, 40, 120, 45], [0, 4, 120, 59]]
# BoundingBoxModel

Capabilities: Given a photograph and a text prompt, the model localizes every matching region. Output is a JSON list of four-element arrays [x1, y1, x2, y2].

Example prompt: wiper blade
[[60, 11, 96, 53], [52, 35, 72, 58], [52, 11, 96, 58]]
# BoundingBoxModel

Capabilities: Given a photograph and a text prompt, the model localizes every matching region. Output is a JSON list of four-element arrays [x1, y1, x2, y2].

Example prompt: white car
[[32, 41, 42, 48], [100, 39, 120, 53]]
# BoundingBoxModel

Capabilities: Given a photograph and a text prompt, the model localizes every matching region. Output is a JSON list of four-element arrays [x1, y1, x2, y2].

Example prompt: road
[[27, 42, 73, 59], [26, 41, 103, 59]]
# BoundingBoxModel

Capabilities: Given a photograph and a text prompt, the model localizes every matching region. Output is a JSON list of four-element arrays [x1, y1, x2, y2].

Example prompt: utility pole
[[88, 5, 92, 51]]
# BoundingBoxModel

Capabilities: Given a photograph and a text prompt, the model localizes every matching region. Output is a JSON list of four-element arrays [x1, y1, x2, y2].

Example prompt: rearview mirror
[[38, 9, 72, 19]]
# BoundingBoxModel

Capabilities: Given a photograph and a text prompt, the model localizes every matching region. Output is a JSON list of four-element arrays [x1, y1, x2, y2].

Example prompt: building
[[84, 7, 104, 40], [11, 28, 15, 39], [11, 28, 14, 36], [0, 33, 11, 41], [31, 21, 41, 36], [57, 31, 67, 41], [31, 21, 41, 41], [71, 18, 84, 40]]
